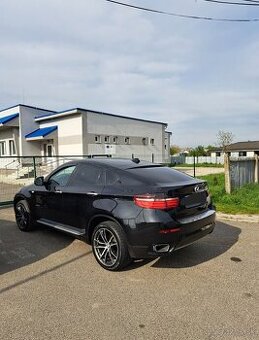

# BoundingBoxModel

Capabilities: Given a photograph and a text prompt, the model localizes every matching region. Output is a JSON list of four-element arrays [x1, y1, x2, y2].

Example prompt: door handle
[[86, 191, 98, 196], [55, 190, 63, 194]]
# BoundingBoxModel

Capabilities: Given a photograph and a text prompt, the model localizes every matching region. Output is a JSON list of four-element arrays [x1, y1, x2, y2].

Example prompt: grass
[[172, 163, 224, 168], [199, 173, 259, 215]]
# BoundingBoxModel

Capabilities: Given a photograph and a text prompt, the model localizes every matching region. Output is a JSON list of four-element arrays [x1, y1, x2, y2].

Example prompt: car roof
[[64, 158, 162, 170]]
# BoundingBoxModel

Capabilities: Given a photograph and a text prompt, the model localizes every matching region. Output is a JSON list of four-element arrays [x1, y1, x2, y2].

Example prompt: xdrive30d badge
[[14, 158, 216, 271]]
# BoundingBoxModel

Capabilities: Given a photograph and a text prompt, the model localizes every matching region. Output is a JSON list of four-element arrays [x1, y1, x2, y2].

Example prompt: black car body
[[14, 158, 216, 270]]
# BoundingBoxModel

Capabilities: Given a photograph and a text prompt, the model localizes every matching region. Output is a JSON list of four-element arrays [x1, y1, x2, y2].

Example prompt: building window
[[95, 135, 101, 143], [165, 144, 167, 150], [239, 151, 247, 157], [216, 152, 221, 157], [0, 141, 6, 156], [124, 137, 130, 145], [150, 138, 155, 146], [9, 140, 16, 155], [142, 137, 148, 145], [112, 136, 118, 144], [104, 136, 110, 143]]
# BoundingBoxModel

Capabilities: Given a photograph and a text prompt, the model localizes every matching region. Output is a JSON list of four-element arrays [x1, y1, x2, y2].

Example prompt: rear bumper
[[127, 209, 216, 259]]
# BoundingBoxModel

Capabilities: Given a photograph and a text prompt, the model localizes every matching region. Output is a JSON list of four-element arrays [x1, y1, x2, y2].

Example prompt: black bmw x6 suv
[[14, 158, 216, 271]]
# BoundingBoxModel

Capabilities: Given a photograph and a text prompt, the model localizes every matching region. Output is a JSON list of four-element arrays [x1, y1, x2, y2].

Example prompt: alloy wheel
[[93, 227, 119, 267], [15, 203, 29, 229]]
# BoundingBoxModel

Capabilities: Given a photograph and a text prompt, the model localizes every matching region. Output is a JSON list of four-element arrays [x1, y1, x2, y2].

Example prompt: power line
[[203, 0, 259, 6], [103, 0, 259, 22], [235, 0, 259, 3], [227, 0, 259, 3]]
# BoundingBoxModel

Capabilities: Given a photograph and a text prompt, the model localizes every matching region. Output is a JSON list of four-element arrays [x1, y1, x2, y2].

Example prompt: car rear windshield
[[127, 166, 193, 185]]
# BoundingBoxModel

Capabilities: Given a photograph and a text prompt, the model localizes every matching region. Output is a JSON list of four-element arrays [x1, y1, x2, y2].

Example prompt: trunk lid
[[159, 181, 209, 218]]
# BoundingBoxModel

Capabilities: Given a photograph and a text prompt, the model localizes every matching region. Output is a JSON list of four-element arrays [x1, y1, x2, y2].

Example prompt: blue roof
[[0, 113, 19, 125], [25, 126, 57, 139]]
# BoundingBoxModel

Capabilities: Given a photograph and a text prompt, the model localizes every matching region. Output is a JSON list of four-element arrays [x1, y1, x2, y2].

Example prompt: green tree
[[206, 145, 217, 155], [189, 145, 206, 157], [170, 145, 181, 155]]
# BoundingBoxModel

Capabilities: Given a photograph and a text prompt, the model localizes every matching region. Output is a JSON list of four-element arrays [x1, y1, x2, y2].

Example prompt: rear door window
[[106, 171, 121, 186], [105, 170, 142, 186], [70, 164, 105, 187], [103, 169, 146, 195]]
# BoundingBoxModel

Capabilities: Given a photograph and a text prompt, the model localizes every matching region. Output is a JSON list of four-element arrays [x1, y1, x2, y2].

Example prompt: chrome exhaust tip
[[153, 244, 170, 253]]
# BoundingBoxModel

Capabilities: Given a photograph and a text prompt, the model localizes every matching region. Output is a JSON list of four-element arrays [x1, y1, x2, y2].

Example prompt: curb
[[217, 212, 259, 224]]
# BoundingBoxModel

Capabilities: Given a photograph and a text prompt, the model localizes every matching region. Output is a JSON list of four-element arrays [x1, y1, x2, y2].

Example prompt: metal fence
[[0, 154, 168, 206], [225, 155, 259, 193], [171, 155, 224, 165]]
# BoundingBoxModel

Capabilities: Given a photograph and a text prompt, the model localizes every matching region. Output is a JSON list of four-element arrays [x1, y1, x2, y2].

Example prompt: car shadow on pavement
[[151, 221, 241, 269], [0, 218, 75, 275]]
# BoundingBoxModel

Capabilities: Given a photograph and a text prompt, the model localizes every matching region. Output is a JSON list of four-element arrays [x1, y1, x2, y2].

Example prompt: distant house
[[0, 104, 171, 163], [226, 141, 259, 157], [211, 141, 259, 158]]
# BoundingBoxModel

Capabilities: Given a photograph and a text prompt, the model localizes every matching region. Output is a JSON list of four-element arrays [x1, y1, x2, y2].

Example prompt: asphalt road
[[0, 208, 258, 340]]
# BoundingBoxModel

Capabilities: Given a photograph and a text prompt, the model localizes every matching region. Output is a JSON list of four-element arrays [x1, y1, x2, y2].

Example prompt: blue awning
[[0, 113, 19, 125], [25, 126, 57, 140]]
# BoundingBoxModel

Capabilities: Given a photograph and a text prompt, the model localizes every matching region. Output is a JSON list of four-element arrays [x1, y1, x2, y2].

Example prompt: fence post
[[255, 154, 258, 184], [193, 154, 196, 177], [33, 156, 37, 178], [225, 153, 231, 194]]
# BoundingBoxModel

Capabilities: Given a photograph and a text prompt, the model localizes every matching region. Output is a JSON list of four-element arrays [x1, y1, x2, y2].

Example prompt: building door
[[43, 143, 54, 160]]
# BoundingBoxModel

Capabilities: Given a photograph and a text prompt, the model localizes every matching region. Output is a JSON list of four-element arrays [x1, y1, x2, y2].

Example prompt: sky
[[0, 0, 258, 147]]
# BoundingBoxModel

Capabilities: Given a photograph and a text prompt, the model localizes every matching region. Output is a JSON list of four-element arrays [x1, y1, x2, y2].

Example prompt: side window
[[70, 164, 104, 186], [105, 170, 141, 186], [49, 166, 76, 187], [106, 171, 121, 185]]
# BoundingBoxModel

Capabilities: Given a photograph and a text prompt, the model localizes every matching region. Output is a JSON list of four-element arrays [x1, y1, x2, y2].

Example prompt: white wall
[[230, 151, 255, 157], [0, 105, 55, 157], [17, 106, 54, 156], [85, 112, 167, 162], [0, 106, 20, 157], [39, 114, 83, 155], [164, 132, 171, 162], [185, 156, 224, 164]]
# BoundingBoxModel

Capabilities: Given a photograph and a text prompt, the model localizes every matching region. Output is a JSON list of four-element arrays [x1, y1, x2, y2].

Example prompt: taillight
[[133, 194, 180, 210]]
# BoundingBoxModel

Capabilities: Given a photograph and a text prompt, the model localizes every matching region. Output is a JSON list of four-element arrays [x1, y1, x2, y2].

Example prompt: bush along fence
[[225, 154, 259, 193]]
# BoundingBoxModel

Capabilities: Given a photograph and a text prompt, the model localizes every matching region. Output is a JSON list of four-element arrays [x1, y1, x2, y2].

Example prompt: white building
[[0, 104, 171, 163], [211, 141, 259, 158]]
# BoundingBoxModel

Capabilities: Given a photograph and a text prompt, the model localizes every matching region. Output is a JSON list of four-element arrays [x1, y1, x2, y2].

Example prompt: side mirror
[[34, 176, 45, 186]]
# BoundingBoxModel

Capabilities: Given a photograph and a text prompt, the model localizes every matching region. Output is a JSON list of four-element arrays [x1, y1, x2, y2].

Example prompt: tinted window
[[127, 166, 193, 185], [106, 170, 142, 186], [106, 171, 120, 185], [71, 164, 104, 186], [49, 166, 76, 186]]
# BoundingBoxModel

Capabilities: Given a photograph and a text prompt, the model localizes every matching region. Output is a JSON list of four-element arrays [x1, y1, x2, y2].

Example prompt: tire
[[14, 199, 35, 232], [91, 221, 132, 271]]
